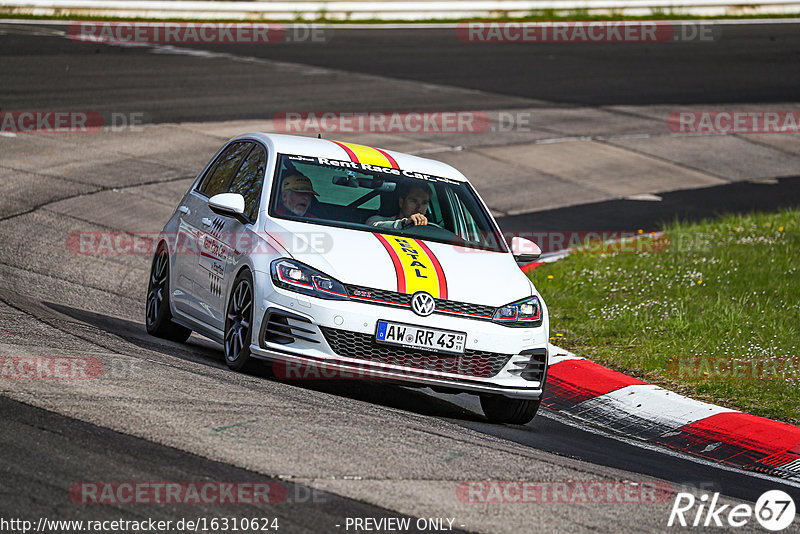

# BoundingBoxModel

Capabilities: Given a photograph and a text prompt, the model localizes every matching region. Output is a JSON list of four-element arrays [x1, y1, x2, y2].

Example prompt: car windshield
[[269, 153, 507, 253]]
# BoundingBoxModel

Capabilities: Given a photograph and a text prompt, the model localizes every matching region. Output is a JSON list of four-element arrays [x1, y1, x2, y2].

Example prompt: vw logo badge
[[411, 292, 436, 317]]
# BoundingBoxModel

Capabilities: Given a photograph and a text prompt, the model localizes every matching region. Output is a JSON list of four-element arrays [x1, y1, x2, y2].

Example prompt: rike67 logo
[[668, 490, 796, 531]]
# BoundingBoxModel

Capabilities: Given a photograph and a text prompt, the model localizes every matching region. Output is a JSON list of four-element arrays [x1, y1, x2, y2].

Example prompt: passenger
[[367, 182, 432, 229], [276, 174, 319, 217]]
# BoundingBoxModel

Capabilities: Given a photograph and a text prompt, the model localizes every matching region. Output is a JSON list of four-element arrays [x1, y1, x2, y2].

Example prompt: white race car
[[146, 133, 549, 424]]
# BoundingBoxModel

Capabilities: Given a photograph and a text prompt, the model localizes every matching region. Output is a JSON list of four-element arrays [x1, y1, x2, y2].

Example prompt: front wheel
[[224, 270, 257, 371], [480, 395, 541, 425], [145, 246, 192, 342]]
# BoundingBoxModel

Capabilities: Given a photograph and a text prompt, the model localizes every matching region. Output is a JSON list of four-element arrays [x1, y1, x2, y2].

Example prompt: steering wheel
[[401, 218, 442, 229]]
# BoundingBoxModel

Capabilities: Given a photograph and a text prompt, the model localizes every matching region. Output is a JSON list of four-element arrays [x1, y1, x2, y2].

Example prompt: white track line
[[569, 384, 737, 427]]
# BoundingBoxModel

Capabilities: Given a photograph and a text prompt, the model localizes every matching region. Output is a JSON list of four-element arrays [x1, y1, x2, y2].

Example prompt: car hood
[[265, 218, 533, 307]]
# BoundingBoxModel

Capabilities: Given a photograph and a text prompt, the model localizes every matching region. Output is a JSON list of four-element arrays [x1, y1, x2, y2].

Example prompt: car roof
[[232, 132, 469, 183]]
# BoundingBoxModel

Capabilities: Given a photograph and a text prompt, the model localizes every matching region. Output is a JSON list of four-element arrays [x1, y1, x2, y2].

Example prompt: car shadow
[[43, 302, 483, 422]]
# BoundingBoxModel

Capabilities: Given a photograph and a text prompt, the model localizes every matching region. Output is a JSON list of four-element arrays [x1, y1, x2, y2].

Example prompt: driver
[[367, 182, 432, 229], [276, 174, 319, 217]]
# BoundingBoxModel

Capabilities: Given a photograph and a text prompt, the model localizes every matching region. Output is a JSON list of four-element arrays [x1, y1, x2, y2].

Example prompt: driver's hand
[[406, 213, 428, 226]]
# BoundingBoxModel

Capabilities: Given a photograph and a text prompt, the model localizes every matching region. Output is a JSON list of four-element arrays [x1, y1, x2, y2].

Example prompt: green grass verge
[[530, 208, 800, 425], [2, 11, 800, 23]]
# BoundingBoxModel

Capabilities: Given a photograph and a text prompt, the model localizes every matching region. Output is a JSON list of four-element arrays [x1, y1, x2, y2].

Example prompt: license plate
[[375, 321, 466, 355]]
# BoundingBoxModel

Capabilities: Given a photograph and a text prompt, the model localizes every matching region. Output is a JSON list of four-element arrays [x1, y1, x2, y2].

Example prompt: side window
[[198, 142, 251, 198], [461, 204, 481, 243], [428, 185, 442, 225], [445, 186, 491, 246], [228, 145, 267, 222]]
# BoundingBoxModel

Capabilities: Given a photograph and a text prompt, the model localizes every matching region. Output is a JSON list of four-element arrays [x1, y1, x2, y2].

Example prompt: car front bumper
[[249, 277, 549, 399]]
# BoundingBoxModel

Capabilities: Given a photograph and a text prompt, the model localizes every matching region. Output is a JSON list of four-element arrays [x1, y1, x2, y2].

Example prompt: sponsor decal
[[373, 233, 447, 299], [198, 219, 229, 277], [198, 234, 228, 260], [330, 140, 400, 170], [314, 155, 454, 184]]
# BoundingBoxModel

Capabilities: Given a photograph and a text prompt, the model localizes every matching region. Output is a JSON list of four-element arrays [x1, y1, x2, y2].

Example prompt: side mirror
[[208, 193, 247, 223], [511, 236, 541, 263]]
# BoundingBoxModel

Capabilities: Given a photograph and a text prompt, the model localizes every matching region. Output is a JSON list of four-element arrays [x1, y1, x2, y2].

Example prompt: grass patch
[[531, 208, 800, 425]]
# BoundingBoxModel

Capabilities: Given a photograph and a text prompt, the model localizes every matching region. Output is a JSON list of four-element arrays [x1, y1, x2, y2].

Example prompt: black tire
[[145, 246, 192, 342], [224, 270, 257, 372], [480, 395, 541, 425]]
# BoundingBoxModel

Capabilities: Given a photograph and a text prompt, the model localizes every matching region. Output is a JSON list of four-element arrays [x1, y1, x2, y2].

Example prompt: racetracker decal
[[373, 234, 447, 299], [330, 140, 399, 169]]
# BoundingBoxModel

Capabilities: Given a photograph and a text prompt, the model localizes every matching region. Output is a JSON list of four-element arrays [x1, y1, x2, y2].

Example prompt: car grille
[[260, 308, 320, 346], [345, 284, 496, 321], [519, 349, 548, 382], [505, 349, 547, 383], [346, 285, 408, 307], [319, 327, 513, 378]]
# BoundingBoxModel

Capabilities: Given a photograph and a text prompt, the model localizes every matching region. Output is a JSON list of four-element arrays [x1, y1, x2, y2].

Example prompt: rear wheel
[[480, 395, 541, 425], [224, 270, 257, 371], [145, 246, 192, 342]]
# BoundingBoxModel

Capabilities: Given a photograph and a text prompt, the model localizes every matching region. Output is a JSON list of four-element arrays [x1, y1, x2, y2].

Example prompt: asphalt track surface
[[2, 22, 800, 119], [1, 396, 433, 533], [2, 21, 800, 533], [496, 175, 800, 231]]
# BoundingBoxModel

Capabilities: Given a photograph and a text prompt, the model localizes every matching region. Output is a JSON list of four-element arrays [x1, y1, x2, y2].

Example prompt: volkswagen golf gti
[[145, 133, 549, 424]]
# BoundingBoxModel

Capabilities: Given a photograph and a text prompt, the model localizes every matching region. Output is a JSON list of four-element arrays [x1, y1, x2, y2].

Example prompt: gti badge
[[411, 292, 435, 317]]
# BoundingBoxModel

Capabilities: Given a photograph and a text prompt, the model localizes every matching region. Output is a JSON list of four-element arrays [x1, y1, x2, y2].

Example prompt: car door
[[173, 141, 252, 325], [195, 142, 267, 332]]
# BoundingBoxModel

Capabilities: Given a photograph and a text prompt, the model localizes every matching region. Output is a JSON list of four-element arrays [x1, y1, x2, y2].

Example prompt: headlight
[[493, 296, 542, 327], [270, 259, 349, 300]]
